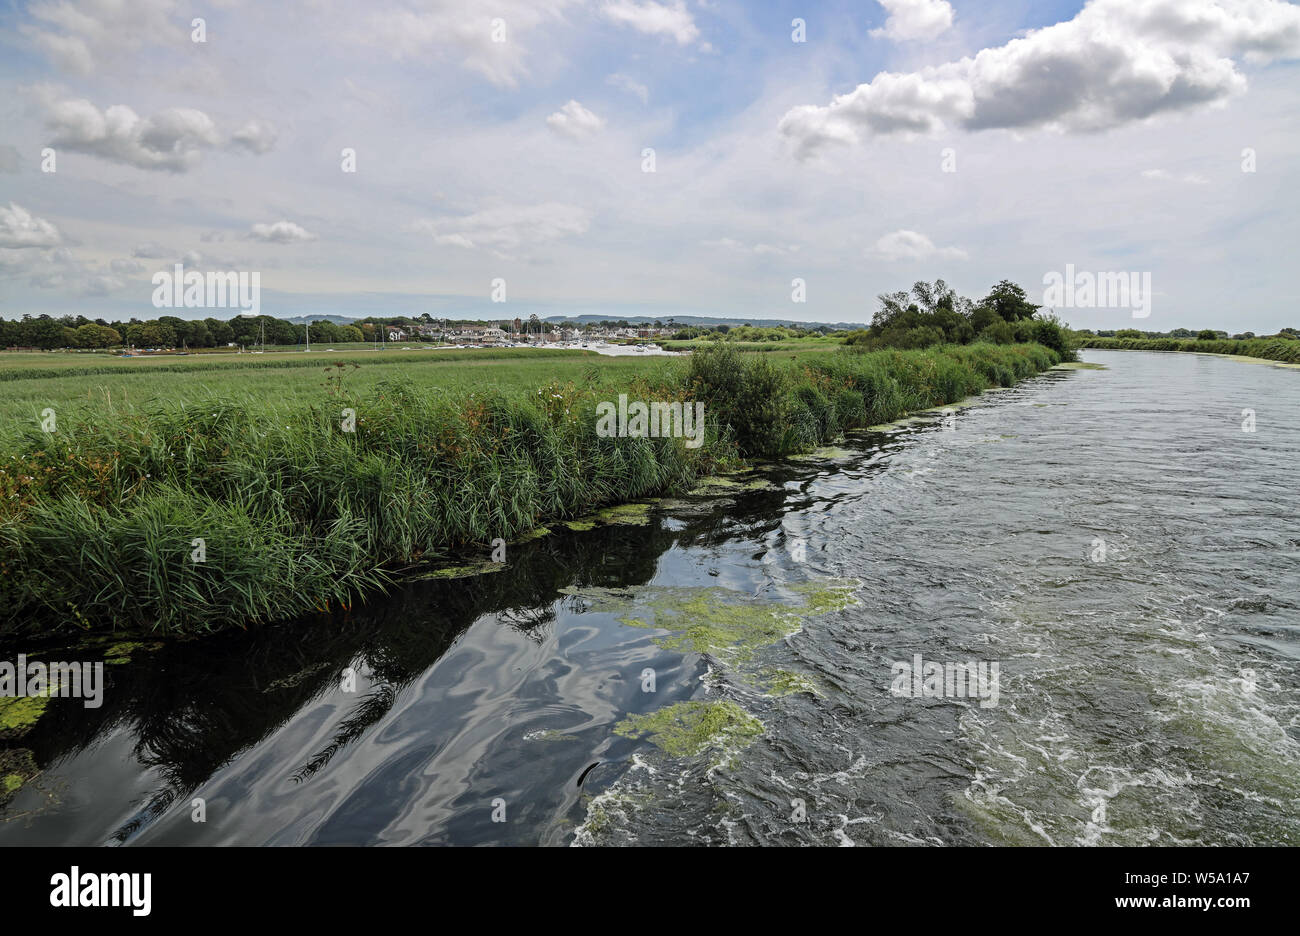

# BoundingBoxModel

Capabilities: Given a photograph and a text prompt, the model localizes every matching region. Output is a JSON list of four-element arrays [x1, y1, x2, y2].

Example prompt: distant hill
[[541, 313, 856, 329], [281, 314, 361, 325]]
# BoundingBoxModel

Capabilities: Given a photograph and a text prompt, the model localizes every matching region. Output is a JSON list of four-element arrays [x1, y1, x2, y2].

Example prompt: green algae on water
[[561, 501, 656, 531], [786, 580, 858, 616], [0, 695, 50, 738], [614, 700, 762, 758], [0, 748, 38, 805], [617, 589, 802, 660], [576, 788, 655, 843], [514, 527, 551, 543], [265, 661, 334, 691], [788, 445, 855, 462], [594, 502, 655, 526], [562, 579, 859, 661], [101, 640, 163, 665], [686, 474, 775, 496], [757, 668, 822, 697], [523, 729, 580, 743], [410, 558, 506, 581]]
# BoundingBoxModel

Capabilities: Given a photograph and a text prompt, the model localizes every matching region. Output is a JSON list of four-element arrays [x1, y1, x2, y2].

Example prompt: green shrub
[[978, 320, 1015, 344]]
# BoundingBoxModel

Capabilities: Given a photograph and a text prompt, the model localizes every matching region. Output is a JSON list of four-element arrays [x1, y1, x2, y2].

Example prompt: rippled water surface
[[3, 350, 1298, 846]]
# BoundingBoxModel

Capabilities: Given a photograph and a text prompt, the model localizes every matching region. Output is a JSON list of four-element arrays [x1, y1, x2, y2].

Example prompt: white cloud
[[1142, 168, 1210, 184], [0, 145, 23, 173], [362, 0, 580, 88], [870, 0, 954, 42], [230, 120, 279, 155], [20, 246, 126, 295], [703, 238, 799, 256], [22, 0, 184, 75], [546, 100, 606, 139], [607, 73, 649, 104], [43, 97, 223, 171], [41, 95, 277, 170], [602, 0, 702, 47], [781, 0, 1300, 159], [0, 250, 35, 274], [412, 203, 591, 252], [110, 258, 146, 274], [868, 229, 967, 262], [0, 203, 62, 249], [132, 242, 170, 258], [249, 221, 317, 244], [80, 273, 126, 296]]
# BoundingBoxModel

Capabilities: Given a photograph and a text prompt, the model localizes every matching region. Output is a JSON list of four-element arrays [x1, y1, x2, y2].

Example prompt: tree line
[[0, 314, 383, 350], [842, 279, 1070, 357]]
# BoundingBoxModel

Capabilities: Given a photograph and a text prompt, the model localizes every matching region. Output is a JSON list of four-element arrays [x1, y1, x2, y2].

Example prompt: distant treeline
[[668, 324, 834, 341], [1079, 335, 1300, 364], [0, 314, 380, 350], [1078, 327, 1300, 341], [3, 312, 833, 351]]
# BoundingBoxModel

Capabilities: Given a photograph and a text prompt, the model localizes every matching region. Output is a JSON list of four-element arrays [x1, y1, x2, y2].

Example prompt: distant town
[[0, 313, 839, 351]]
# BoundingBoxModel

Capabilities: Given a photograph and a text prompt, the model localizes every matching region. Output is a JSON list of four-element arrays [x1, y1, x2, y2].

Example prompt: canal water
[[2, 350, 1297, 845]]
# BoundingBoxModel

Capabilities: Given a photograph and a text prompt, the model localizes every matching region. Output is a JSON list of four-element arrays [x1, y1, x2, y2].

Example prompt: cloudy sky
[[1, 0, 1298, 330]]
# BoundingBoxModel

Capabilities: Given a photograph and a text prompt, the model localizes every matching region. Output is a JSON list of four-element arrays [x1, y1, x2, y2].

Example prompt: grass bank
[[1079, 336, 1300, 364], [0, 342, 1061, 637]]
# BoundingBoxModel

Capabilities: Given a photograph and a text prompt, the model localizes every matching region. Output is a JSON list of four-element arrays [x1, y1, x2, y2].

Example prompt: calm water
[[3, 350, 1298, 846]]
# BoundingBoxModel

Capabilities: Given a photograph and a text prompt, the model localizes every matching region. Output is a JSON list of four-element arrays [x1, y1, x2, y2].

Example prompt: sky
[[1, 0, 1298, 331]]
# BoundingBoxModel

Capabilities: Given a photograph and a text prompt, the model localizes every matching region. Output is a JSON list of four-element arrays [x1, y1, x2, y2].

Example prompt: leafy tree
[[74, 323, 122, 348], [206, 318, 235, 345], [978, 320, 1015, 344], [871, 291, 912, 330], [23, 316, 68, 349], [970, 305, 1000, 333], [127, 321, 177, 348], [185, 321, 213, 347], [982, 280, 1040, 321]]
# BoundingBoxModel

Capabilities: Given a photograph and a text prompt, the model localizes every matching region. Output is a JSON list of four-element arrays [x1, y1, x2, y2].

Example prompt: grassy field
[[0, 342, 1063, 636], [0, 348, 666, 422]]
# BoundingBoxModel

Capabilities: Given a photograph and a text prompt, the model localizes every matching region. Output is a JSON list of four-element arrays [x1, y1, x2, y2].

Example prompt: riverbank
[[1079, 336, 1300, 365], [0, 342, 1063, 637]]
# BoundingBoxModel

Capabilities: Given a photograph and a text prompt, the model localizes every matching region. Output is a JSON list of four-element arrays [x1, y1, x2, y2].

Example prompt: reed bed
[[1079, 336, 1300, 363], [0, 342, 1061, 636]]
